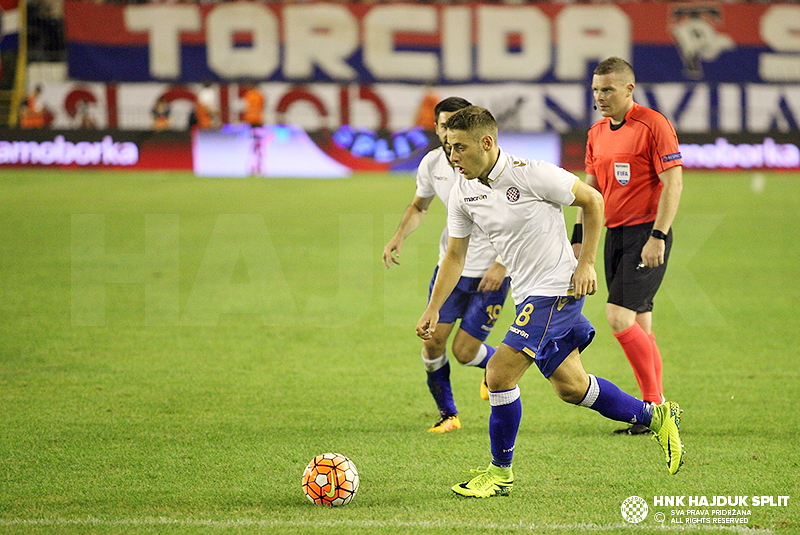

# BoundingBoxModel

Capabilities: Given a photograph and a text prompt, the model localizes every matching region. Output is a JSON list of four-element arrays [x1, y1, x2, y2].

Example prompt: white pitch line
[[0, 517, 775, 534]]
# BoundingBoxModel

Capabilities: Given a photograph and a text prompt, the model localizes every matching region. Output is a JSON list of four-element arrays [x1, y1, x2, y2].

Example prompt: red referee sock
[[649, 331, 664, 402], [614, 323, 661, 404]]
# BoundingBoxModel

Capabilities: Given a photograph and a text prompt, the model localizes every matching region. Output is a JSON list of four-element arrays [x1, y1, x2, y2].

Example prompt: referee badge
[[506, 187, 520, 203], [614, 163, 631, 186]]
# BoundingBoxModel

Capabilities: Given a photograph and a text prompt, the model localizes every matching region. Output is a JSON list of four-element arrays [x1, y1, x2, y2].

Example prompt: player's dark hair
[[434, 97, 472, 121], [594, 57, 635, 83], [444, 105, 497, 140]]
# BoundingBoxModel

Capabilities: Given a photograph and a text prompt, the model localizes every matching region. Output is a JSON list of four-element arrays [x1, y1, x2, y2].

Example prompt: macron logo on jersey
[[463, 194, 488, 203], [662, 152, 682, 163], [434, 175, 448, 181]]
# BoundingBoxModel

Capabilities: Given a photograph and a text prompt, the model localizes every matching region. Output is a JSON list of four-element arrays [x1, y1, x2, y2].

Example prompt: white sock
[[488, 386, 521, 406], [578, 374, 600, 408], [462, 344, 488, 367], [422, 350, 448, 372]]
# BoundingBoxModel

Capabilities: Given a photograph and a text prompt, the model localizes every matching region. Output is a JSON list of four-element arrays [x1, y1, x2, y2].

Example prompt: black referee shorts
[[604, 221, 672, 313]]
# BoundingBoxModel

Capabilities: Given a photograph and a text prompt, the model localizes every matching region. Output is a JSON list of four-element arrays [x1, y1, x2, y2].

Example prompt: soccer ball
[[302, 453, 359, 506]]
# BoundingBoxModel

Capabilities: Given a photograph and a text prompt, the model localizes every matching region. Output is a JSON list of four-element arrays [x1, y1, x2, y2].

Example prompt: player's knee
[[485, 367, 511, 392], [450, 341, 477, 365], [606, 308, 635, 334], [553, 381, 585, 404], [422, 338, 447, 360], [486, 375, 514, 392], [452, 352, 473, 366]]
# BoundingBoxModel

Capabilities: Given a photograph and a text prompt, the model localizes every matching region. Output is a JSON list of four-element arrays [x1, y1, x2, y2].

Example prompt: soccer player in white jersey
[[384, 97, 510, 433], [416, 106, 684, 497]]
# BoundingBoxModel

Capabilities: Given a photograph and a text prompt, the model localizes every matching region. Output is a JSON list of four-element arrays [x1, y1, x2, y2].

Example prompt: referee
[[574, 57, 683, 435]]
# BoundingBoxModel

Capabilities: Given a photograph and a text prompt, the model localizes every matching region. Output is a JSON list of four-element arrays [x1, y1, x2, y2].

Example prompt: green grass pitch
[[0, 168, 798, 534]]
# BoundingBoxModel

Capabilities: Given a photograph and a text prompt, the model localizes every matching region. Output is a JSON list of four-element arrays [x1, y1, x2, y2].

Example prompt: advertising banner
[[0, 130, 193, 170], [191, 124, 561, 177], [64, 1, 800, 85]]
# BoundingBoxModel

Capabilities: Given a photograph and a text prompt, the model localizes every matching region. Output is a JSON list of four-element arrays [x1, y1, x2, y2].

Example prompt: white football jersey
[[447, 149, 579, 304], [415, 147, 500, 278]]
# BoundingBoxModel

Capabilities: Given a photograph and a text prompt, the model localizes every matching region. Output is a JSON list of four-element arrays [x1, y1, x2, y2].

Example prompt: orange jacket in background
[[414, 91, 440, 130], [242, 87, 264, 127]]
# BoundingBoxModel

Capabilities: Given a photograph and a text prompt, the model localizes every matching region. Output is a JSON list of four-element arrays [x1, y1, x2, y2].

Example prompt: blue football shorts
[[502, 295, 596, 378], [429, 266, 511, 341]]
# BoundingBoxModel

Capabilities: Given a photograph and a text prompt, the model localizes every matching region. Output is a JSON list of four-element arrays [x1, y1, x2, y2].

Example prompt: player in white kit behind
[[384, 97, 510, 433]]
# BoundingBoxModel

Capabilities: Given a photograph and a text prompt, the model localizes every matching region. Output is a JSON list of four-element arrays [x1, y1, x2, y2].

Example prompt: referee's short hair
[[594, 57, 635, 83]]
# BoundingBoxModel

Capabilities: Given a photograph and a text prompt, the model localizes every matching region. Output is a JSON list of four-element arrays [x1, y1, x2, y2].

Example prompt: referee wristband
[[571, 224, 583, 245], [650, 229, 668, 241]]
